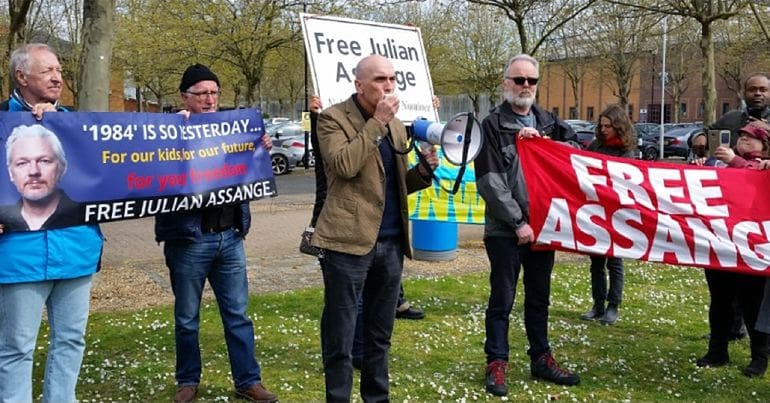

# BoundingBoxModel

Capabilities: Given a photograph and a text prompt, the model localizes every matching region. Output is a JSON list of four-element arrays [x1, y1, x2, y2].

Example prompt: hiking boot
[[235, 383, 278, 402], [696, 351, 729, 367], [530, 352, 580, 386], [743, 356, 768, 377], [485, 360, 508, 396], [396, 306, 425, 320], [580, 304, 604, 321], [174, 385, 198, 403], [599, 304, 619, 325]]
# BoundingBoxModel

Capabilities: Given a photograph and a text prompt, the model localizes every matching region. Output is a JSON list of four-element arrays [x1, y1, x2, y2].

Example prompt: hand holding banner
[[0, 109, 274, 231]]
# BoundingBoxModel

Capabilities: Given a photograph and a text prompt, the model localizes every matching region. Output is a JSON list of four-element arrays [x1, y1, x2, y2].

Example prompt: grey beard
[[505, 91, 534, 109]]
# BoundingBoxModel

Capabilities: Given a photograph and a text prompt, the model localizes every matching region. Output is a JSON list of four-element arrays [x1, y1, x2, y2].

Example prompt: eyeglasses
[[505, 76, 539, 86], [186, 90, 220, 99]]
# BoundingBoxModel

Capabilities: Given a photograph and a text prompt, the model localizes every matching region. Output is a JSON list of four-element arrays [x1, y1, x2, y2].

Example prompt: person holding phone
[[697, 120, 770, 378]]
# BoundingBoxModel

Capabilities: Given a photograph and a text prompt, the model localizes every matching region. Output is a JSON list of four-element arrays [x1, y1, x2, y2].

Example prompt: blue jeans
[[320, 237, 403, 402], [0, 275, 93, 403], [589, 256, 624, 306], [164, 229, 262, 390], [484, 236, 554, 362]]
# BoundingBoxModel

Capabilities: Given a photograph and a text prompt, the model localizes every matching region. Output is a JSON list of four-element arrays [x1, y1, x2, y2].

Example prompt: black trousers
[[320, 238, 403, 402], [705, 270, 768, 357], [589, 256, 624, 307], [484, 236, 554, 362]]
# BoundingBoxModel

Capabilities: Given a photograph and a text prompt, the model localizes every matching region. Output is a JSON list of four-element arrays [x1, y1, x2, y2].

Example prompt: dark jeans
[[164, 229, 262, 390], [589, 256, 624, 307], [705, 269, 768, 356], [484, 236, 554, 362], [320, 238, 403, 402], [353, 285, 407, 361]]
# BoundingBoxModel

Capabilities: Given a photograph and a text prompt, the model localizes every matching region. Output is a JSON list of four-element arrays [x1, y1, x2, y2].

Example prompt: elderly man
[[312, 54, 438, 401], [2, 125, 81, 231], [154, 64, 276, 403], [475, 54, 580, 397], [0, 43, 103, 403]]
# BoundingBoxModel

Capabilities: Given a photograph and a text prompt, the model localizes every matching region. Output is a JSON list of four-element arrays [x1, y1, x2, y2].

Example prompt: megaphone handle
[[415, 146, 465, 196]]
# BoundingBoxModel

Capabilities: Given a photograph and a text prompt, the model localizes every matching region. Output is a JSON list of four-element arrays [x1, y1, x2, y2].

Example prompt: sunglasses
[[506, 76, 539, 86]]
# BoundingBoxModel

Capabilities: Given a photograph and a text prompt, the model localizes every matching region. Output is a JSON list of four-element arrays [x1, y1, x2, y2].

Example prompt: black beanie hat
[[179, 64, 220, 92]]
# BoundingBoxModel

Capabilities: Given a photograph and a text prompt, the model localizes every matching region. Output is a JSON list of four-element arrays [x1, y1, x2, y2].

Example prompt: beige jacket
[[311, 97, 431, 257]]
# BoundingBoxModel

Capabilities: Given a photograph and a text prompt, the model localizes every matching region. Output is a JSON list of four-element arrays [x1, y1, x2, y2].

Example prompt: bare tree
[[439, 2, 515, 113], [467, 0, 600, 56], [715, 7, 770, 105], [549, 16, 595, 119], [609, 0, 750, 126], [78, 0, 113, 111], [180, 1, 302, 106], [3, 0, 33, 96], [661, 19, 698, 123]]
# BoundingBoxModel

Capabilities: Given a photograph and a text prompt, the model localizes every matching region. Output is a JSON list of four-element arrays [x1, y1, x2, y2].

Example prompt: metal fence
[[258, 94, 500, 123]]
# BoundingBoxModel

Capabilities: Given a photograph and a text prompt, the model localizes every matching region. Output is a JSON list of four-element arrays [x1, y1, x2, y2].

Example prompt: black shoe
[[396, 306, 425, 320], [530, 352, 580, 386], [696, 351, 729, 367], [485, 360, 508, 396], [580, 307, 604, 321], [743, 356, 768, 377], [352, 356, 362, 370], [599, 304, 619, 325]]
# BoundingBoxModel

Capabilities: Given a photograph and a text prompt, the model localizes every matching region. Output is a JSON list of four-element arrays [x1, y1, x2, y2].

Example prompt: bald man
[[312, 55, 438, 401]]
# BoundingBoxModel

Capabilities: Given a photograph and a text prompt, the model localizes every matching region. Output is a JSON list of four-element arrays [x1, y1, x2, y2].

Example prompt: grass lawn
[[32, 259, 770, 401]]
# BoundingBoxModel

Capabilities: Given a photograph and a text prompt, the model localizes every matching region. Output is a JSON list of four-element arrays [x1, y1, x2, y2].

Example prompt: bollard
[[411, 219, 458, 261]]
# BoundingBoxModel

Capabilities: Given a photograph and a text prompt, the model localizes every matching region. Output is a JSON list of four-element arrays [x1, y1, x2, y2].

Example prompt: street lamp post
[[658, 16, 668, 159]]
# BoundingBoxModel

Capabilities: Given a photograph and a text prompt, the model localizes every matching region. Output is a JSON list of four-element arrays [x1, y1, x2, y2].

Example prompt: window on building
[[699, 102, 704, 118], [569, 107, 577, 119], [552, 107, 559, 117], [680, 102, 687, 118], [587, 106, 594, 121], [722, 102, 731, 115], [628, 104, 634, 121]]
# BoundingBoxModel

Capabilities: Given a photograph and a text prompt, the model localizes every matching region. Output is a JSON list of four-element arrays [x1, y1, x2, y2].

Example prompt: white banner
[[300, 13, 439, 123]]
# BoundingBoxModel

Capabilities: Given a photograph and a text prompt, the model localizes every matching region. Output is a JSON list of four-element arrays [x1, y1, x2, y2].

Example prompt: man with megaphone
[[475, 54, 580, 397], [311, 54, 439, 402]]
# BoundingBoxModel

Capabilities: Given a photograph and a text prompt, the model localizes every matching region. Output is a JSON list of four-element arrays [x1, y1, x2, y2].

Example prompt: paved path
[[92, 169, 486, 311]]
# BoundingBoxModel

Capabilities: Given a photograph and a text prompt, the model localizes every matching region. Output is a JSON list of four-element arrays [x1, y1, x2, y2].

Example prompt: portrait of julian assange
[[0, 124, 82, 231]]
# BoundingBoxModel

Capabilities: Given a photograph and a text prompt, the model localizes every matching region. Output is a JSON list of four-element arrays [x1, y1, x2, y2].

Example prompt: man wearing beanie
[[155, 64, 277, 403]]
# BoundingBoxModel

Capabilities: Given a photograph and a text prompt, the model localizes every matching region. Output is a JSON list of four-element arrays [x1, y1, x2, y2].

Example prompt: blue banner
[[0, 109, 274, 231]]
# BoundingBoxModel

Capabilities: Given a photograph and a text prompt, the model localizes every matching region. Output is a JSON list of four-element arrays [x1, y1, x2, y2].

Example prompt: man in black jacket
[[475, 54, 579, 397], [711, 73, 770, 147]]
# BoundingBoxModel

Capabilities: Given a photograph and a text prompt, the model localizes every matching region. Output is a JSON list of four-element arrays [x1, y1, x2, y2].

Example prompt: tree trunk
[[4, 0, 34, 96], [78, 0, 115, 111], [700, 21, 716, 126]]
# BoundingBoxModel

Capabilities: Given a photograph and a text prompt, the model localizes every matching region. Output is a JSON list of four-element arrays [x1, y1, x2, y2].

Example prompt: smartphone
[[720, 130, 731, 146], [707, 130, 720, 156]]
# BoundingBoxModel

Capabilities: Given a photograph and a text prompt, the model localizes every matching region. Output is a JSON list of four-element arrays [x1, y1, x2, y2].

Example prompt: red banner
[[518, 137, 770, 275]]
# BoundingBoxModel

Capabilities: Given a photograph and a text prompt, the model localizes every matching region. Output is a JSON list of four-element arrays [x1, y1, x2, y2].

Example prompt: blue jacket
[[0, 226, 104, 283], [0, 94, 104, 284], [154, 203, 252, 242]]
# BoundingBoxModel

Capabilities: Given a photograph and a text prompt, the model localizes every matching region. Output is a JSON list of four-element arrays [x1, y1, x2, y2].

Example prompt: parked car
[[575, 129, 595, 149], [634, 123, 661, 140], [269, 137, 313, 175], [565, 119, 593, 132], [660, 126, 703, 159]]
